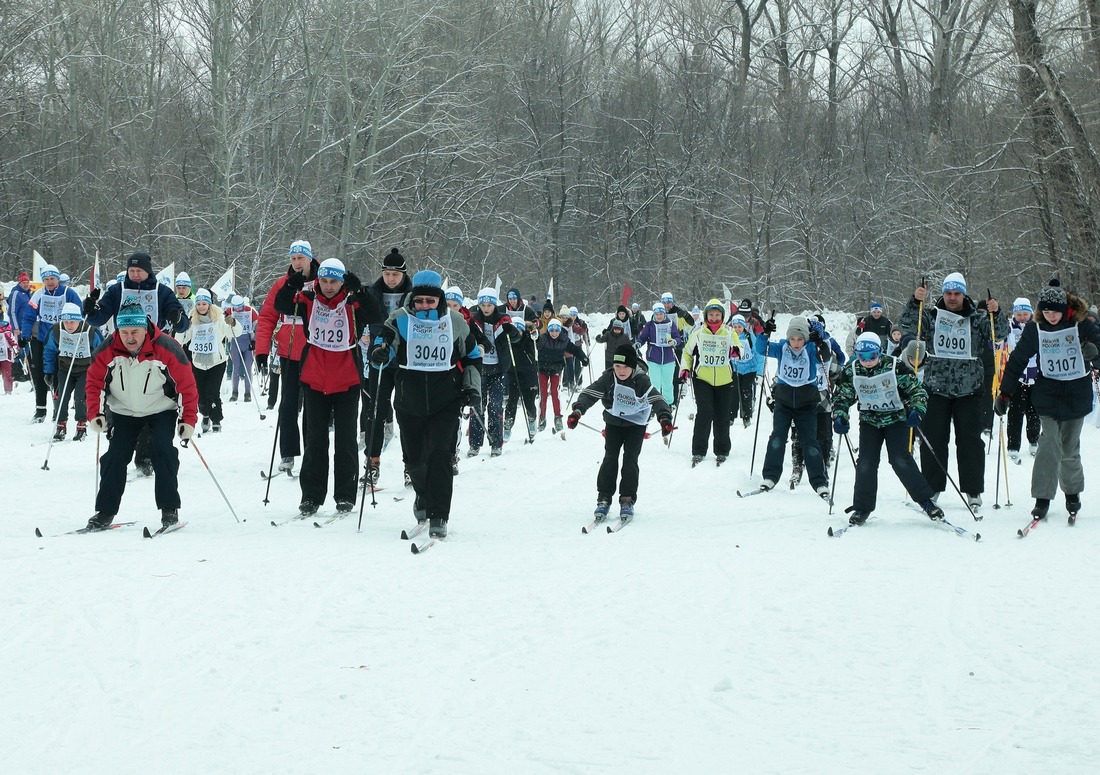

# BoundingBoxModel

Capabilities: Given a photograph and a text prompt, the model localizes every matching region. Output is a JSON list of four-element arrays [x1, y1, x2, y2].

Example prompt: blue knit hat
[[116, 303, 147, 329], [941, 272, 967, 294], [412, 270, 442, 290]]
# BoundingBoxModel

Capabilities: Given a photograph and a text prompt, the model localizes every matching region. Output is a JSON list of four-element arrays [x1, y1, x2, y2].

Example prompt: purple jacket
[[636, 318, 681, 365]]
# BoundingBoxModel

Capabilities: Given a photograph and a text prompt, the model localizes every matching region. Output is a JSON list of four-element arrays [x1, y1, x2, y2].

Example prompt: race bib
[[1037, 327, 1087, 381], [189, 322, 217, 355], [308, 299, 351, 352], [232, 309, 254, 335], [38, 294, 66, 324], [654, 322, 673, 348], [696, 331, 730, 369], [58, 329, 91, 359], [179, 298, 195, 317], [120, 288, 159, 323], [853, 363, 904, 412], [932, 308, 972, 360], [779, 344, 814, 386], [382, 291, 404, 316], [610, 383, 651, 426], [481, 322, 499, 366], [405, 314, 453, 372], [0, 338, 9, 360]]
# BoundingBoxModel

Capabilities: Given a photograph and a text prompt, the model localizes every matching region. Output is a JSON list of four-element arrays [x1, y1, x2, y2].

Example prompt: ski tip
[[270, 521, 278, 527], [400, 530, 410, 540], [34, 527, 43, 538], [827, 527, 835, 537], [410, 543, 422, 554], [142, 527, 153, 539], [974, 533, 981, 542], [1017, 529, 1025, 537]]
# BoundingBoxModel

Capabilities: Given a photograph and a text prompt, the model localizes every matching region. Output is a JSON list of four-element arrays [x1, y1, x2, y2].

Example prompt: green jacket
[[832, 355, 927, 428]]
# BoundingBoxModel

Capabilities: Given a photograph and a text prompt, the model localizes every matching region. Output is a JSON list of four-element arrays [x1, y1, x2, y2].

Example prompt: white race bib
[[1037, 327, 1087, 381], [853, 363, 905, 412], [38, 294, 66, 324], [189, 322, 217, 355], [308, 299, 351, 352], [610, 383, 651, 426], [405, 314, 453, 372], [58, 329, 91, 359], [481, 322, 499, 365], [779, 344, 814, 386], [232, 309, 254, 335], [121, 288, 159, 324], [696, 331, 730, 369], [654, 322, 673, 348], [382, 291, 404, 316], [0, 338, 9, 360], [932, 308, 972, 360]]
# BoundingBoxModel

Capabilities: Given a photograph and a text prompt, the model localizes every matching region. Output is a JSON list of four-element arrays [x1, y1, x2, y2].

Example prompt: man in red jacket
[[84, 303, 199, 531], [254, 240, 319, 473]]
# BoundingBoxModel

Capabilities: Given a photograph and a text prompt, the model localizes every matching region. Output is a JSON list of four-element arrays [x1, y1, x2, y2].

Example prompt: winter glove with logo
[[178, 423, 195, 441], [566, 410, 581, 430], [905, 409, 924, 428], [660, 418, 676, 438]]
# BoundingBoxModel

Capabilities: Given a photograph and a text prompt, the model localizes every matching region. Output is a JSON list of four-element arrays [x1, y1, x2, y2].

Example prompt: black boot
[[1031, 499, 1050, 519]]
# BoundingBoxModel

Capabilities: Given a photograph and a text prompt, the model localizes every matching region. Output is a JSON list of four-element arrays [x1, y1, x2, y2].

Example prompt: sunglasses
[[413, 296, 438, 305]]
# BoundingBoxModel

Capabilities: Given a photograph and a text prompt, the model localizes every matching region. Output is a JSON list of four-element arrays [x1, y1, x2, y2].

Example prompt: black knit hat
[[127, 252, 154, 276], [612, 343, 638, 369], [382, 247, 407, 273], [1037, 278, 1068, 314], [542, 299, 555, 313]]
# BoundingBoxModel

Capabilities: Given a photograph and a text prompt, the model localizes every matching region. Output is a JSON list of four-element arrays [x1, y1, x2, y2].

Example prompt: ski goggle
[[855, 347, 880, 363]]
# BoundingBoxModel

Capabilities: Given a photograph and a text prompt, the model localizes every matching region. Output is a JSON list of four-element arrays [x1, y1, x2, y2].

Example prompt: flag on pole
[[494, 275, 502, 298], [211, 266, 235, 301], [155, 262, 175, 288], [31, 250, 48, 286], [723, 284, 733, 316], [90, 253, 102, 291], [547, 279, 554, 305], [620, 283, 632, 309]]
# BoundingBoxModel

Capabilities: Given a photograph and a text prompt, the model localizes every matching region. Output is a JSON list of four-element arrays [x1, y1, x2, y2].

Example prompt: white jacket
[[177, 305, 241, 370]]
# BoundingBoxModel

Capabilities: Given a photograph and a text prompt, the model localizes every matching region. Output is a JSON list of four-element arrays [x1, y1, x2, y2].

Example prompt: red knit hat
[[17, 272, 29, 282]]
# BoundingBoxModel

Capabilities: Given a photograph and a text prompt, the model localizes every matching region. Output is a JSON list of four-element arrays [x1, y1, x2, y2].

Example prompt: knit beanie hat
[[127, 252, 154, 276], [444, 286, 464, 303], [651, 302, 666, 316], [59, 273, 70, 284], [730, 314, 747, 328], [60, 302, 83, 321], [870, 301, 883, 311], [703, 298, 724, 316], [547, 319, 563, 332], [18, 272, 29, 282], [543, 299, 555, 313], [902, 340, 926, 368], [194, 288, 212, 304], [41, 264, 61, 280], [739, 298, 752, 312], [1012, 297, 1033, 314], [317, 258, 346, 281], [786, 317, 810, 341], [1037, 279, 1068, 314], [631, 302, 640, 311], [289, 240, 313, 260], [660, 292, 675, 304], [854, 331, 883, 359], [381, 247, 407, 272], [477, 287, 499, 306], [612, 343, 638, 369], [175, 272, 192, 288], [611, 318, 625, 329], [941, 272, 966, 294], [116, 303, 148, 328]]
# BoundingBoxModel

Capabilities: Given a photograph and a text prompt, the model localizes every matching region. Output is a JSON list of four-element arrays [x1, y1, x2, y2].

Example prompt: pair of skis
[[581, 516, 633, 534], [34, 521, 186, 539], [1018, 511, 1078, 538], [828, 516, 979, 541]]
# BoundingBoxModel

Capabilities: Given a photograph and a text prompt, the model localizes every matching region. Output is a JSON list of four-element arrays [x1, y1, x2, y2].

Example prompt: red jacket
[[85, 323, 199, 426], [256, 267, 317, 360]]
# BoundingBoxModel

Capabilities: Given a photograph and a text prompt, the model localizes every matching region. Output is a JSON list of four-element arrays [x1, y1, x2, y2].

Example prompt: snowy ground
[[4, 312, 1100, 774]]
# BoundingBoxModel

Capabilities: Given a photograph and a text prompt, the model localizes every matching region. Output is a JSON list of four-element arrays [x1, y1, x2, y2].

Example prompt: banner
[[547, 279, 554, 305], [620, 282, 632, 309], [494, 275, 502, 298], [31, 250, 48, 288], [211, 266, 235, 301], [155, 262, 175, 288]]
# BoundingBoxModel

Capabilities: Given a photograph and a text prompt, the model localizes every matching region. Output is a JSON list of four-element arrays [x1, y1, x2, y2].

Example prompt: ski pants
[[1006, 383, 1040, 451], [30, 337, 48, 412], [277, 359, 305, 459], [52, 371, 87, 423], [691, 379, 733, 457], [505, 368, 538, 428], [96, 409, 180, 515], [538, 371, 562, 419], [792, 410, 833, 468], [193, 363, 226, 425], [469, 371, 505, 450], [763, 402, 828, 489], [729, 371, 756, 424], [919, 391, 986, 495], [851, 420, 934, 513], [229, 333, 255, 395], [300, 385, 359, 507], [397, 400, 462, 521], [597, 422, 647, 502], [648, 360, 677, 405], [1031, 416, 1084, 500]]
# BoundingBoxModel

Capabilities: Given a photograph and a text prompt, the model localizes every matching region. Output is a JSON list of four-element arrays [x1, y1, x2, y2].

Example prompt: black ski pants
[[852, 420, 934, 513], [193, 363, 226, 424], [597, 422, 646, 501], [300, 385, 359, 506], [397, 400, 462, 521], [277, 359, 306, 459], [96, 409, 180, 515], [691, 379, 733, 457], [919, 391, 986, 495]]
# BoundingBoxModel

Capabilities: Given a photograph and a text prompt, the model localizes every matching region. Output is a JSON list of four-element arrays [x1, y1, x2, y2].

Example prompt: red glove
[[661, 421, 676, 438], [679, 369, 691, 381], [566, 410, 581, 429], [730, 347, 740, 360]]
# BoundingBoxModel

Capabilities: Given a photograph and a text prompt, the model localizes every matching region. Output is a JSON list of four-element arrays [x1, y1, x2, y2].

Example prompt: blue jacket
[[21, 285, 82, 342]]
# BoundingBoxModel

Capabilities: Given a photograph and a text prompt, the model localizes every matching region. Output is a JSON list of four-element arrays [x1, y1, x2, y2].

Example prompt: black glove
[[994, 394, 1011, 417], [905, 409, 923, 428], [461, 386, 481, 408], [343, 271, 363, 294], [248, 339, 255, 351], [18, 337, 29, 348], [256, 353, 268, 371], [567, 410, 581, 429], [809, 329, 824, 346], [167, 307, 183, 327], [82, 288, 100, 317], [1082, 342, 1099, 362], [594, 333, 605, 343], [660, 417, 676, 438], [579, 355, 589, 367], [369, 343, 390, 366], [763, 318, 777, 335], [286, 270, 307, 291]]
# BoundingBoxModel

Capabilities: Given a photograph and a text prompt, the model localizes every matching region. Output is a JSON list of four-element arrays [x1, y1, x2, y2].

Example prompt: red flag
[[620, 283, 633, 308]]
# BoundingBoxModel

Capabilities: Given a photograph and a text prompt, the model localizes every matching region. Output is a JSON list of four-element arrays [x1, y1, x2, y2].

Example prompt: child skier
[[43, 303, 104, 440], [594, 318, 632, 370], [176, 289, 241, 433], [681, 298, 740, 466], [1003, 297, 1040, 459], [567, 343, 674, 524], [728, 314, 763, 428], [636, 302, 682, 404], [536, 318, 589, 432], [831, 332, 944, 525]]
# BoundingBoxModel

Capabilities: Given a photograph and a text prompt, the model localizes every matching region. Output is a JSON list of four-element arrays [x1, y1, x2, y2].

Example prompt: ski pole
[[913, 426, 982, 522], [749, 310, 775, 476], [997, 418, 1012, 508], [263, 301, 298, 504], [359, 365, 383, 530], [909, 277, 926, 453], [183, 437, 240, 522], [993, 415, 1003, 508], [230, 334, 266, 421], [826, 431, 845, 515]]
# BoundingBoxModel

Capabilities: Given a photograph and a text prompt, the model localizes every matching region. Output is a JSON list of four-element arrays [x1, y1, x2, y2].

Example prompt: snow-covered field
[[4, 311, 1100, 774]]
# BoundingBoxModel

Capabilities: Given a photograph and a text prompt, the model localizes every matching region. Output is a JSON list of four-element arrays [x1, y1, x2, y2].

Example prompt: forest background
[[2, 0, 1099, 312]]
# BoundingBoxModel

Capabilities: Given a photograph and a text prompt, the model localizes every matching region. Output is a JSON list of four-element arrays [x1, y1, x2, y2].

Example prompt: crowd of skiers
[[6, 246, 1099, 539]]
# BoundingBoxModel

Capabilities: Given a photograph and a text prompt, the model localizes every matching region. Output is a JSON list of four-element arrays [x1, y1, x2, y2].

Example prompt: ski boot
[[161, 508, 179, 528], [593, 497, 612, 523], [33, 407, 46, 423], [1031, 498, 1050, 519], [53, 421, 67, 441], [716, 455, 727, 467], [429, 517, 448, 539], [538, 414, 547, 432], [846, 508, 869, 526], [1066, 494, 1081, 525], [229, 392, 238, 402], [403, 467, 413, 488], [336, 501, 354, 514], [553, 415, 563, 433], [920, 499, 945, 520], [278, 456, 295, 474], [466, 447, 481, 459], [815, 485, 831, 500], [966, 493, 982, 513], [244, 393, 251, 403], [298, 501, 319, 517], [618, 497, 635, 523], [413, 496, 427, 524], [526, 418, 537, 440], [490, 446, 503, 457], [73, 423, 87, 442], [691, 455, 704, 468], [86, 512, 114, 531], [211, 423, 222, 432], [202, 417, 212, 433], [362, 459, 380, 488], [760, 479, 776, 492]]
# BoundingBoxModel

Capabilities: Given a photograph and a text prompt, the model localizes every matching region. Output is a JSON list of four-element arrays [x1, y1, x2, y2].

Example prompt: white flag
[[722, 284, 731, 303], [211, 266, 235, 301], [494, 275, 502, 298], [155, 262, 175, 287], [31, 250, 48, 283], [547, 279, 554, 305]]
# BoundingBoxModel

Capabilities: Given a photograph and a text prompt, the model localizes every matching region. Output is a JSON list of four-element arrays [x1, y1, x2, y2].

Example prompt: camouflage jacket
[[898, 294, 1006, 397], [832, 355, 927, 428]]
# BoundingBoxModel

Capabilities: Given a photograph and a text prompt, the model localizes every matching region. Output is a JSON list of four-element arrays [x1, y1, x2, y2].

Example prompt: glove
[[19, 336, 29, 348], [660, 418, 676, 438], [809, 329, 824, 346], [809, 320, 825, 339], [729, 347, 741, 361], [343, 271, 363, 294], [167, 308, 184, 327], [763, 318, 777, 334], [256, 353, 269, 371], [82, 288, 100, 317], [595, 333, 606, 343], [89, 415, 108, 433], [566, 410, 581, 429], [579, 355, 589, 367], [679, 369, 691, 381], [994, 393, 1011, 417], [368, 343, 390, 366], [1082, 342, 1099, 362], [248, 339, 255, 351], [286, 270, 307, 291], [905, 409, 924, 428], [178, 423, 195, 441], [461, 386, 481, 408], [833, 415, 849, 435]]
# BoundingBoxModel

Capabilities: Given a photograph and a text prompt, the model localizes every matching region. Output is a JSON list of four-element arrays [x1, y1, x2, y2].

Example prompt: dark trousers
[[300, 386, 359, 506], [469, 371, 506, 449], [96, 410, 180, 514], [277, 359, 305, 458], [763, 402, 828, 488], [53, 371, 87, 423], [1006, 383, 1040, 451], [363, 366, 396, 457], [597, 423, 646, 501], [265, 359, 279, 409], [397, 401, 462, 521], [730, 371, 756, 423], [563, 356, 583, 389], [792, 410, 833, 468], [31, 337, 48, 409], [691, 379, 733, 456], [920, 392, 986, 494], [505, 369, 538, 427], [193, 363, 226, 424], [852, 421, 934, 512]]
